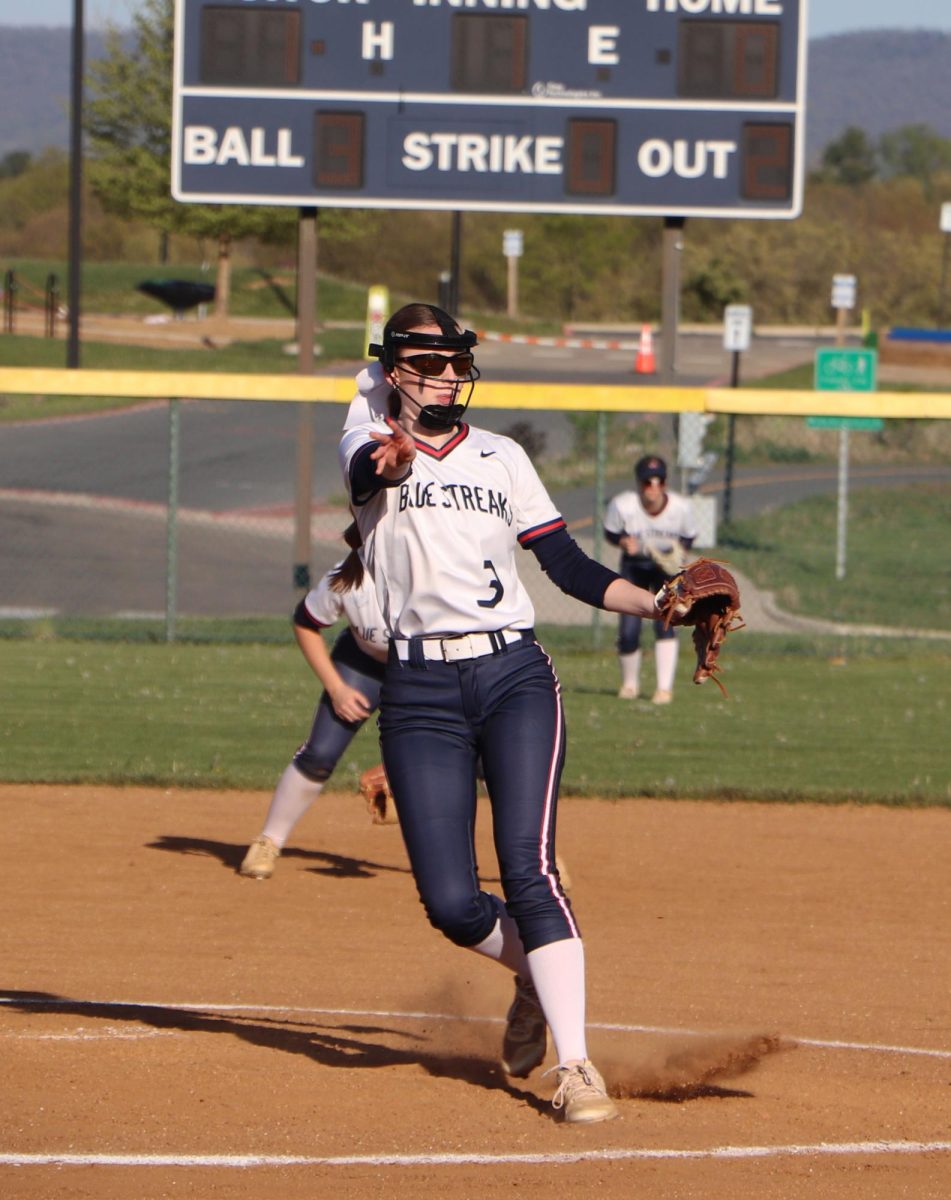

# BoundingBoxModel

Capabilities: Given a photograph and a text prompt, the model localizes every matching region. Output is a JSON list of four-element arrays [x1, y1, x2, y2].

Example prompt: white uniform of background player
[[239, 540, 389, 880], [603, 454, 697, 704]]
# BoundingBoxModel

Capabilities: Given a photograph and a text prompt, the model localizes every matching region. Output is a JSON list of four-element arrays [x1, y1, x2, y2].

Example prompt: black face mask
[[391, 368, 481, 431], [418, 400, 468, 431]]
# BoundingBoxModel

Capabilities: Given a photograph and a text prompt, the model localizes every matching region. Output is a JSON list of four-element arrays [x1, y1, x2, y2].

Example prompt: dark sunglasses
[[396, 351, 474, 377]]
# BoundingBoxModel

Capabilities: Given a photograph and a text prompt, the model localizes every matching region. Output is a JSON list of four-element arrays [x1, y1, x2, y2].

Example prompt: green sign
[[814, 348, 877, 391], [806, 415, 884, 431], [809, 348, 883, 431]]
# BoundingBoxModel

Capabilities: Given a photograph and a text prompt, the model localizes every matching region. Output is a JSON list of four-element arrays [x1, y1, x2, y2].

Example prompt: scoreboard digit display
[[172, 0, 807, 219]]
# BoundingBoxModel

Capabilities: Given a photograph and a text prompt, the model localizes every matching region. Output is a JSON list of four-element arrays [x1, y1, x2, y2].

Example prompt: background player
[[603, 454, 697, 705], [339, 302, 670, 1125], [239, 524, 388, 879]]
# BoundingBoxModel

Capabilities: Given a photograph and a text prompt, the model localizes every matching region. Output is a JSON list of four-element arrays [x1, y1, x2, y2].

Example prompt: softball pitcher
[[239, 526, 388, 880], [339, 302, 664, 1124]]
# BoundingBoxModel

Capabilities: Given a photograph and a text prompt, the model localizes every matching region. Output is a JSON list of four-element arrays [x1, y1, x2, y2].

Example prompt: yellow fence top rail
[[1, 368, 950, 420]]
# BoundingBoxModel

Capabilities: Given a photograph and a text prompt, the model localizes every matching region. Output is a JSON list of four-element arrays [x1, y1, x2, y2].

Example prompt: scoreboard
[[171, 0, 807, 219]]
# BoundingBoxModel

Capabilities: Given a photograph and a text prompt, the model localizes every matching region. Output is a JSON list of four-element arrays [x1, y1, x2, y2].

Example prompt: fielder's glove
[[655, 559, 745, 695], [359, 763, 399, 826]]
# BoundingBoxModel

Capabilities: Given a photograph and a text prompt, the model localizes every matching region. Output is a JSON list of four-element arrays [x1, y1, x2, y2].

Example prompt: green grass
[[0, 631, 947, 804], [2, 258, 371, 321], [719, 483, 951, 629], [2, 256, 563, 333]]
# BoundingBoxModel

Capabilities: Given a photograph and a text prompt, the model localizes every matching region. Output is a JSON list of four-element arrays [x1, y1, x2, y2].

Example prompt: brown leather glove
[[359, 763, 398, 826], [655, 559, 745, 696]]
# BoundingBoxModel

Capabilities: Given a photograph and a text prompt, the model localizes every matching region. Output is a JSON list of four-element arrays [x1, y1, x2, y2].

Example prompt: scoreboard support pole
[[293, 206, 317, 596], [661, 217, 685, 387], [449, 212, 463, 317]]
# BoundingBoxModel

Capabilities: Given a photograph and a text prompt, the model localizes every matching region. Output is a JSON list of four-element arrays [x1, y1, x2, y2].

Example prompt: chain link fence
[[1, 390, 949, 638]]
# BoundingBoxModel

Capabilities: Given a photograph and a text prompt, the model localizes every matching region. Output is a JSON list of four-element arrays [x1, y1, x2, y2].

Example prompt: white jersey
[[603, 488, 697, 557], [300, 560, 390, 662], [338, 420, 565, 639]]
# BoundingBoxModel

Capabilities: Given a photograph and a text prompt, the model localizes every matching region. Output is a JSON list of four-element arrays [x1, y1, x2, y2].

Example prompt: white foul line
[[1, 1142, 951, 1169], [3, 997, 950, 1170], [2, 996, 950, 1061]]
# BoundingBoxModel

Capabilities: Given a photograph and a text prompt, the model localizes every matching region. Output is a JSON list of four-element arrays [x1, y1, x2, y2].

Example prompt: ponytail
[[329, 521, 365, 592]]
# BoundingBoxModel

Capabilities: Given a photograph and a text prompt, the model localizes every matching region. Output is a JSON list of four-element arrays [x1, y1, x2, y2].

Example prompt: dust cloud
[[413, 979, 794, 1104], [601, 1031, 796, 1100]]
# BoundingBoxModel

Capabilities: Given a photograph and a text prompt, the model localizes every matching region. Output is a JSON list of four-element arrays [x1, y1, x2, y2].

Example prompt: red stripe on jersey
[[518, 517, 567, 546], [413, 424, 470, 459]]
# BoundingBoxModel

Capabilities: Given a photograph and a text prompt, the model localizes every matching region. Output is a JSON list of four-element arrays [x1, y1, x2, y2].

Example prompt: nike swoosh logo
[[480, 450, 496, 458]]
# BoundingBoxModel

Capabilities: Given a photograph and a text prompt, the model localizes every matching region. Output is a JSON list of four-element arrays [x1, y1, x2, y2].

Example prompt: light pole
[[67, 0, 85, 368]]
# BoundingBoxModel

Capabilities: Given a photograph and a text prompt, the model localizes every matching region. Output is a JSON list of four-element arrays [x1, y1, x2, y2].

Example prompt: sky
[[7, 0, 951, 37]]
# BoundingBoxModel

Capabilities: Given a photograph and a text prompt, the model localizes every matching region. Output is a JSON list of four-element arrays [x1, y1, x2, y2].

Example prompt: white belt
[[393, 628, 527, 663]]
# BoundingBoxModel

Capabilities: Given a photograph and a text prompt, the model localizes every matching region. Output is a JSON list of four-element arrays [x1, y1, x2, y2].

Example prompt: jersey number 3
[[477, 560, 504, 609]]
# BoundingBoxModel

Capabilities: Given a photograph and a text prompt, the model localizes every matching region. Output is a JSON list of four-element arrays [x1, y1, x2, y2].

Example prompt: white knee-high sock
[[655, 637, 679, 693], [260, 764, 324, 849], [619, 650, 642, 690], [467, 897, 531, 977], [527, 937, 587, 1066]]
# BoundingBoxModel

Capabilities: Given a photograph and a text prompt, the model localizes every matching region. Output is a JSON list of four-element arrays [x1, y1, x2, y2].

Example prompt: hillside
[[806, 30, 951, 158], [2, 25, 951, 163]]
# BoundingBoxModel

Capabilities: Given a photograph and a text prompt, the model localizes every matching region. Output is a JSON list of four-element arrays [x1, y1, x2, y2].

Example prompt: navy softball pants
[[617, 558, 677, 654], [293, 629, 385, 783], [378, 634, 578, 955]]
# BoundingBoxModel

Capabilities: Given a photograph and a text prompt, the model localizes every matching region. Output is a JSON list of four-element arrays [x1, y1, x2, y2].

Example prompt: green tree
[[817, 126, 878, 186], [0, 150, 32, 181], [0, 149, 68, 234], [84, 0, 295, 317], [878, 124, 951, 197], [683, 255, 746, 320]]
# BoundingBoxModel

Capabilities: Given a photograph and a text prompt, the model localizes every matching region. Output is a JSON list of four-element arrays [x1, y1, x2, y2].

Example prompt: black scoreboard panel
[[172, 0, 807, 218], [677, 21, 779, 99], [199, 7, 302, 87]]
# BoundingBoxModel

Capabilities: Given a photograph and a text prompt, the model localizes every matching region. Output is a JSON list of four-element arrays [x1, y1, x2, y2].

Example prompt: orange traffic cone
[[635, 323, 656, 374]]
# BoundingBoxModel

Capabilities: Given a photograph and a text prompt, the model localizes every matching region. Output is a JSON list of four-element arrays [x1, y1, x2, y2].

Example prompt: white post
[[835, 426, 849, 581], [502, 229, 523, 320]]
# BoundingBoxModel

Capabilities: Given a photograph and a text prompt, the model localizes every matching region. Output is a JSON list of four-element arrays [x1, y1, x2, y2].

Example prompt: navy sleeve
[[349, 442, 411, 506], [293, 598, 325, 633], [529, 528, 621, 609], [604, 528, 623, 547]]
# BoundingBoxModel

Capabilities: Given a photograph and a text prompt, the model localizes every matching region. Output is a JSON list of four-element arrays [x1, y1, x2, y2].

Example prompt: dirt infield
[[2, 784, 950, 1199]]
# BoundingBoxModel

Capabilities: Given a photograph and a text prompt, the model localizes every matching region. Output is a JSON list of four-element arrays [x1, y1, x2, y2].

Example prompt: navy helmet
[[634, 454, 667, 484]]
